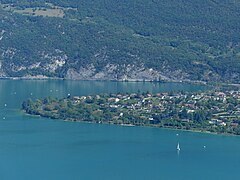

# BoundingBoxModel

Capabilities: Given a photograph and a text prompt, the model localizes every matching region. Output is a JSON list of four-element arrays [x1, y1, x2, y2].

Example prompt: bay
[[0, 80, 238, 180]]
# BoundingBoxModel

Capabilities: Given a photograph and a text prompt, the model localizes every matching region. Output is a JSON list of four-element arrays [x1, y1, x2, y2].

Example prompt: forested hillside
[[0, 0, 240, 82]]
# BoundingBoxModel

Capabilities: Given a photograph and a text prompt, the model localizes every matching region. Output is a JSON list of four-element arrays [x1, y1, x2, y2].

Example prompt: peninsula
[[22, 89, 240, 135]]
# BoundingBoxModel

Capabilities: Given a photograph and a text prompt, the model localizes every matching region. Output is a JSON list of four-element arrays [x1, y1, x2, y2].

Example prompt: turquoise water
[[0, 80, 239, 180]]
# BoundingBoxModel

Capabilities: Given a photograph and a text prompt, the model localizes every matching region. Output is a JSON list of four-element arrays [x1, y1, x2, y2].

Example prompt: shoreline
[[1, 76, 239, 87], [22, 110, 238, 137], [0, 76, 208, 85], [40, 115, 239, 137]]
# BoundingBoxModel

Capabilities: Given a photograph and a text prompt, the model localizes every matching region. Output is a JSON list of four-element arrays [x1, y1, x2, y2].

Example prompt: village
[[23, 89, 240, 135]]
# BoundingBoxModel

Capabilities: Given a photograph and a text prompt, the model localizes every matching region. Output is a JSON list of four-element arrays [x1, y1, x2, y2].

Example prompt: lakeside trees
[[22, 89, 240, 135]]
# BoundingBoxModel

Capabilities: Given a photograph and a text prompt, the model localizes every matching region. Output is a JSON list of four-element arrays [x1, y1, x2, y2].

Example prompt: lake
[[0, 80, 239, 180]]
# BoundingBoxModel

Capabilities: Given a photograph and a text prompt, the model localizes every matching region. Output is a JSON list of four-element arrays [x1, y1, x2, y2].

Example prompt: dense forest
[[0, 0, 240, 82]]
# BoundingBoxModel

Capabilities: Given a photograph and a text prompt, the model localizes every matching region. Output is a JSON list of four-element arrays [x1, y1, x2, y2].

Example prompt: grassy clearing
[[15, 8, 65, 18], [0, 3, 68, 18]]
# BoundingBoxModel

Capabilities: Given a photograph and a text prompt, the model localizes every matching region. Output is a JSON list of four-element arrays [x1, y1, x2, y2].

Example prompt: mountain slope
[[0, 0, 240, 82]]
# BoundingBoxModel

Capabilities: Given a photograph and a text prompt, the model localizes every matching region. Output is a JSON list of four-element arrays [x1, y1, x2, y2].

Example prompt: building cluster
[[72, 89, 240, 127]]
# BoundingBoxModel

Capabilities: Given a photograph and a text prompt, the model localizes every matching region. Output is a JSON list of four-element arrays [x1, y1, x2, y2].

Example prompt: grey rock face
[[65, 63, 189, 82]]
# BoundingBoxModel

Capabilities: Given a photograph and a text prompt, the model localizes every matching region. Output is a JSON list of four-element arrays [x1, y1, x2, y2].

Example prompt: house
[[180, 119, 190, 122], [230, 123, 238, 127]]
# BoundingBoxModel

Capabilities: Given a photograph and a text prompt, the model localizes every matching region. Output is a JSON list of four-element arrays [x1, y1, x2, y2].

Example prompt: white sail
[[177, 142, 180, 151]]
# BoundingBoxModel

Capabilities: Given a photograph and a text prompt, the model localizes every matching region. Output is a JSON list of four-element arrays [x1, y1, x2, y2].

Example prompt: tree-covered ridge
[[0, 0, 240, 82], [22, 89, 240, 135]]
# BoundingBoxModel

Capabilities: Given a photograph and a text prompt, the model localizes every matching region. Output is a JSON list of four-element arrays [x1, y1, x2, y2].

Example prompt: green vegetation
[[22, 89, 240, 135], [1, 0, 240, 82]]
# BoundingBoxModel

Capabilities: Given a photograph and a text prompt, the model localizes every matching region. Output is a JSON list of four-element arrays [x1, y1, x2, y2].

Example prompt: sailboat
[[177, 142, 180, 151]]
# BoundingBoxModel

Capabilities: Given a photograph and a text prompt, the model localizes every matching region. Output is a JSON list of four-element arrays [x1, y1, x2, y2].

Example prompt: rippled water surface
[[0, 80, 238, 180]]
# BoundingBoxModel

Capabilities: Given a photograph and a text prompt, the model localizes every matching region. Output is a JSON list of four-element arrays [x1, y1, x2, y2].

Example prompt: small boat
[[177, 142, 180, 151]]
